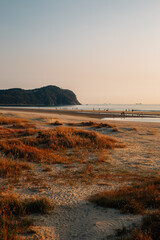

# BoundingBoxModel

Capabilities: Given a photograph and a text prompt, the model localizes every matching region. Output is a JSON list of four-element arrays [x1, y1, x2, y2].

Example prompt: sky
[[0, 0, 160, 104]]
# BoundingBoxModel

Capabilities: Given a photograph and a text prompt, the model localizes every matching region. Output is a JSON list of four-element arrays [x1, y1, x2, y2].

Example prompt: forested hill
[[0, 85, 80, 106]]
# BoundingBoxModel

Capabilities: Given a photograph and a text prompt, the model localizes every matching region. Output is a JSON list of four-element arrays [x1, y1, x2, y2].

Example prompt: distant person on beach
[[121, 111, 125, 117], [132, 109, 134, 116]]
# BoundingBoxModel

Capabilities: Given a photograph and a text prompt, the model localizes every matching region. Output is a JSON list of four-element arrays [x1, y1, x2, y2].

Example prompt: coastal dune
[[0, 109, 159, 239]]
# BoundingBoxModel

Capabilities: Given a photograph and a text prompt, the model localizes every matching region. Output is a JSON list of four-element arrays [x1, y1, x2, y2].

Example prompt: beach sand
[[0, 109, 159, 239], [0, 107, 160, 119]]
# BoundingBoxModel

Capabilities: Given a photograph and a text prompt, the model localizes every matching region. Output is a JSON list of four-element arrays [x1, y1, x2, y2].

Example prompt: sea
[[49, 103, 160, 112]]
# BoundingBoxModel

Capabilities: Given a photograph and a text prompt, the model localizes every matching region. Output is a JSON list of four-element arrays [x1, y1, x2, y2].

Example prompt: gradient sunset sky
[[0, 0, 160, 104]]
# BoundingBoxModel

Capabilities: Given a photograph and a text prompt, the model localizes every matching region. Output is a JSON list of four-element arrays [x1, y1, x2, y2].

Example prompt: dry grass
[[0, 139, 83, 164], [24, 197, 54, 214], [129, 212, 160, 240], [0, 194, 53, 239], [0, 116, 35, 128], [0, 156, 31, 178], [0, 116, 28, 125], [11, 122, 36, 129], [0, 126, 15, 136], [0, 125, 125, 186], [42, 166, 52, 172], [50, 163, 154, 186], [0, 117, 123, 165], [67, 121, 119, 131], [51, 162, 111, 185], [0, 194, 53, 216], [0, 116, 37, 142], [0, 140, 57, 163], [89, 177, 160, 214], [1, 116, 159, 239], [0, 116, 36, 140], [0, 127, 122, 164], [50, 120, 63, 126], [0, 214, 27, 240], [36, 127, 119, 150], [0, 127, 37, 139], [0, 116, 128, 238]]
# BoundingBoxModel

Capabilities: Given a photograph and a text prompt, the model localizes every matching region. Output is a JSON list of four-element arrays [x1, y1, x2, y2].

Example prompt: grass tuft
[[0, 157, 31, 178], [67, 121, 119, 131], [89, 178, 160, 214], [50, 120, 63, 126], [0, 194, 53, 216], [25, 197, 53, 214], [36, 127, 118, 150], [0, 194, 53, 239], [129, 212, 160, 240]]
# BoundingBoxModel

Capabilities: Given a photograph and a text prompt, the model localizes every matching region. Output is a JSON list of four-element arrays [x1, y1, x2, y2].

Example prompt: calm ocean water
[[4, 104, 160, 111], [45, 104, 160, 112]]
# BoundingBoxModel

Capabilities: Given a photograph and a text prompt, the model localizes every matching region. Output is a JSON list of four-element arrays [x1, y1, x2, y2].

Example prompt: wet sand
[[0, 107, 160, 119]]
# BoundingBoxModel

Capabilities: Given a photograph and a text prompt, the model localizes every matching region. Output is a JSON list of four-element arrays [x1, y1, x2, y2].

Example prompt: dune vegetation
[[0, 113, 159, 239]]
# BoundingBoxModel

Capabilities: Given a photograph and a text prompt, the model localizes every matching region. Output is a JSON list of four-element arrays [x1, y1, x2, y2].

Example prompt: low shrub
[[89, 178, 160, 214], [0, 157, 31, 178], [67, 121, 119, 131], [0, 140, 57, 163], [0, 194, 53, 239], [0, 194, 53, 216], [0, 117, 27, 125], [129, 212, 160, 240], [50, 120, 63, 126], [36, 127, 118, 150]]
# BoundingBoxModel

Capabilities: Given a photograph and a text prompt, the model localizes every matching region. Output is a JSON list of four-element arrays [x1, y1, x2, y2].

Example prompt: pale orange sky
[[0, 0, 160, 104]]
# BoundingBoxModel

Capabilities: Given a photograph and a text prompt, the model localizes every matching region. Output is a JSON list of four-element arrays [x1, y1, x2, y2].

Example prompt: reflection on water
[[102, 117, 160, 123]]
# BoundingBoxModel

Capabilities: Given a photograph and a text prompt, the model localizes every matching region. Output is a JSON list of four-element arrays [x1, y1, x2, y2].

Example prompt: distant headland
[[0, 85, 80, 106]]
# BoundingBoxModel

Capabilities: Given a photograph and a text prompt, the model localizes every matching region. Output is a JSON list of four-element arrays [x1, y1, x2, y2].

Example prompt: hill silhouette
[[0, 85, 80, 106]]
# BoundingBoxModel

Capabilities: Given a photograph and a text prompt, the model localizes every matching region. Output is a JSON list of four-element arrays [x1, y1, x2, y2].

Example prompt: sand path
[[17, 184, 141, 240]]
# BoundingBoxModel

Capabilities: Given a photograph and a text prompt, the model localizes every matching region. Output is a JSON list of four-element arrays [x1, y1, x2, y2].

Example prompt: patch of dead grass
[[36, 127, 119, 150], [0, 140, 60, 163], [67, 121, 119, 131], [51, 161, 112, 185], [89, 177, 160, 214], [50, 120, 63, 126], [129, 212, 160, 240], [0, 156, 31, 178], [0, 116, 28, 125], [0, 126, 122, 164], [0, 193, 53, 216], [0, 126, 37, 139], [0, 193, 53, 239]]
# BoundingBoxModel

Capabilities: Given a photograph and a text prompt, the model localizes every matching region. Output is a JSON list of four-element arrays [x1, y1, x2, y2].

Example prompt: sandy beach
[[0, 109, 160, 239], [0, 107, 160, 120]]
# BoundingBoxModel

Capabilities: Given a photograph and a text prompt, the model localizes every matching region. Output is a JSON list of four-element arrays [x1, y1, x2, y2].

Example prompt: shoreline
[[0, 107, 160, 120]]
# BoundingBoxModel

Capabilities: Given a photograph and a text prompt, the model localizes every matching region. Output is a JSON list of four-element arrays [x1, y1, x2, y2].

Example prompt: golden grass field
[[0, 110, 159, 240]]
